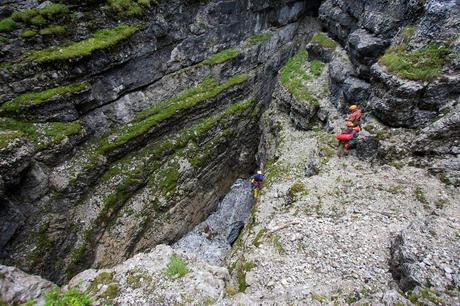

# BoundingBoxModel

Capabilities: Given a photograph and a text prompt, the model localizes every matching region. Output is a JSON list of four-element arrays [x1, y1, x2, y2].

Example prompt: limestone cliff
[[0, 0, 459, 305]]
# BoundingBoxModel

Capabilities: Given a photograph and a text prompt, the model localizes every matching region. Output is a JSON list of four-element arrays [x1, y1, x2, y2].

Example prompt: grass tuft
[[311, 32, 337, 49], [166, 255, 189, 278], [28, 24, 140, 63], [44, 287, 92, 306], [202, 49, 240, 65], [1, 83, 87, 113], [379, 43, 451, 81]]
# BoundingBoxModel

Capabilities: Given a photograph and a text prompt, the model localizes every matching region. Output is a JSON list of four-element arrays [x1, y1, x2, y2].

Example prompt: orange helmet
[[349, 105, 358, 111]]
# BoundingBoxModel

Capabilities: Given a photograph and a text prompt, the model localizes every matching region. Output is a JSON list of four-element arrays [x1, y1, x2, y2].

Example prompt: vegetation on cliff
[[0, 83, 87, 114], [280, 50, 320, 106], [379, 43, 451, 81], [28, 24, 141, 63]]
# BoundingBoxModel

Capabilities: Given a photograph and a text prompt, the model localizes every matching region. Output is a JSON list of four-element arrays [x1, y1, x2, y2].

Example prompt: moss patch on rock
[[0, 118, 81, 150], [28, 24, 141, 63], [0, 18, 17, 32], [0, 82, 86, 114], [202, 49, 241, 65], [108, 0, 158, 18], [379, 43, 451, 81], [245, 33, 272, 47], [280, 50, 319, 107], [311, 32, 337, 49], [99, 74, 249, 154]]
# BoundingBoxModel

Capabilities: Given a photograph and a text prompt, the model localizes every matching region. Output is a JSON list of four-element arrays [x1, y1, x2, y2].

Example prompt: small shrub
[[39, 25, 66, 35], [44, 287, 92, 306], [310, 59, 324, 77], [236, 259, 256, 292], [0, 17, 17, 32], [202, 48, 240, 65], [311, 32, 337, 49], [21, 29, 37, 38], [379, 43, 451, 80], [166, 255, 189, 278]]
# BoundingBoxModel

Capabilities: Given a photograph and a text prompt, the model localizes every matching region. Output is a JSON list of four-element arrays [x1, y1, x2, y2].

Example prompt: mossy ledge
[[311, 32, 337, 49], [379, 43, 451, 81], [0, 118, 81, 150], [98, 74, 249, 155], [280, 50, 319, 107], [202, 49, 241, 66], [27, 24, 141, 63], [0, 82, 87, 114], [65, 97, 256, 279]]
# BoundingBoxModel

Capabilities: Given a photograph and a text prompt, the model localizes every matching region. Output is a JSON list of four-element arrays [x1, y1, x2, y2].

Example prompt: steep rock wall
[[0, 0, 321, 283]]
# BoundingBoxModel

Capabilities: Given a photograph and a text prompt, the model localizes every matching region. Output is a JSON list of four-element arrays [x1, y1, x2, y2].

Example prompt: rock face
[[390, 215, 460, 294], [0, 0, 323, 284], [0, 264, 54, 306], [1, 0, 460, 304]]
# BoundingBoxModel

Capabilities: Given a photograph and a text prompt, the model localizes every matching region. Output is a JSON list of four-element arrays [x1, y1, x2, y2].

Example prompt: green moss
[[0, 118, 81, 151], [39, 25, 66, 36], [414, 186, 429, 205], [0, 18, 17, 32], [12, 10, 38, 23], [158, 162, 180, 196], [202, 48, 241, 65], [127, 269, 152, 289], [0, 130, 23, 149], [288, 182, 306, 200], [402, 25, 416, 42], [28, 24, 140, 63], [379, 43, 451, 81], [30, 15, 47, 27], [280, 50, 319, 107], [253, 228, 268, 247], [166, 255, 189, 278], [311, 293, 328, 302], [1, 83, 86, 113], [311, 32, 337, 49], [45, 288, 92, 306], [28, 225, 52, 268], [310, 59, 324, 77], [39, 3, 69, 19], [236, 258, 256, 292], [21, 29, 37, 38], [89, 272, 115, 292], [99, 74, 249, 154], [245, 32, 272, 47], [271, 234, 286, 254], [108, 0, 158, 17]]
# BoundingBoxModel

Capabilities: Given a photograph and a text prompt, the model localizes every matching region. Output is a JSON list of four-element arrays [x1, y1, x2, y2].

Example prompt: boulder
[[0, 265, 54, 306], [390, 216, 460, 292]]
